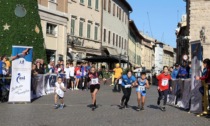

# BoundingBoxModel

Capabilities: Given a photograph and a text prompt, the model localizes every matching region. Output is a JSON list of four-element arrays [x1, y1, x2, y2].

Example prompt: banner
[[9, 46, 33, 102], [45, 74, 57, 94], [190, 41, 203, 113]]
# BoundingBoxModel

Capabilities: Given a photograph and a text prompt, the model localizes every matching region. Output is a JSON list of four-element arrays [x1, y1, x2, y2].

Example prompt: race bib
[[124, 85, 131, 88], [91, 78, 99, 85], [76, 70, 80, 75], [138, 86, 145, 91], [118, 79, 122, 84], [162, 79, 168, 86]]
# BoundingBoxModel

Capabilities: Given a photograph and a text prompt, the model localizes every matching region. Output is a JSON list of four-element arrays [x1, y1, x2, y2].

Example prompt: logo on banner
[[16, 73, 25, 83]]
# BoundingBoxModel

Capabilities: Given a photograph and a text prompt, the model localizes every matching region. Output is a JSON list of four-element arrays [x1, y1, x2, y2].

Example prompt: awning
[[106, 47, 118, 56], [82, 56, 128, 63]]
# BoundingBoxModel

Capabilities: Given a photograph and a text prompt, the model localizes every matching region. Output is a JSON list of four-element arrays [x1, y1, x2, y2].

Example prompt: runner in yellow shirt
[[113, 63, 123, 92]]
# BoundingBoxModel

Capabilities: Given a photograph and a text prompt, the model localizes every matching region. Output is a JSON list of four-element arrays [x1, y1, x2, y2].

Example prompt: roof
[[129, 20, 144, 39], [121, 0, 133, 12]]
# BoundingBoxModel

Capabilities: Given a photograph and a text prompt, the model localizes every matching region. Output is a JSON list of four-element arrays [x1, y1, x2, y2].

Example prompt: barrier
[[167, 79, 203, 113], [31, 73, 66, 99]]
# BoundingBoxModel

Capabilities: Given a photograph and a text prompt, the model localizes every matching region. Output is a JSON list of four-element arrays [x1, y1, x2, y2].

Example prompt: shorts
[[76, 75, 81, 79], [90, 84, 100, 93], [136, 89, 146, 96], [56, 94, 64, 99], [70, 76, 75, 81]]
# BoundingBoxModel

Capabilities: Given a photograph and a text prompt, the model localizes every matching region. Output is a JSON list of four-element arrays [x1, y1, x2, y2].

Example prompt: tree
[[0, 0, 46, 61]]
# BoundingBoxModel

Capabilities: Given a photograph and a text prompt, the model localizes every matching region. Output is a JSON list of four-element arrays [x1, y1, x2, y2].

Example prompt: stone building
[[184, 0, 210, 60], [38, 0, 68, 63], [163, 44, 175, 67], [67, 0, 102, 61], [129, 20, 142, 67]]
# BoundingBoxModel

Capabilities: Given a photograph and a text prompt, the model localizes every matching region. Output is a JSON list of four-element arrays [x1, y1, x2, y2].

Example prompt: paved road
[[0, 84, 209, 126]]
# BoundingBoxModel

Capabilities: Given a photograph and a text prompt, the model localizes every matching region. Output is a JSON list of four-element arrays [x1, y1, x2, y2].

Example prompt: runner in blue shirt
[[135, 72, 149, 111], [120, 70, 136, 109]]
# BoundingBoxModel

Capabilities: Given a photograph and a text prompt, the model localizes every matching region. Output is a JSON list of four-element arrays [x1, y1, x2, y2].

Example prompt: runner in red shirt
[[156, 66, 172, 111]]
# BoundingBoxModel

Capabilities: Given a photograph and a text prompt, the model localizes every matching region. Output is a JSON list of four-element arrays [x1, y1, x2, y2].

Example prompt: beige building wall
[[141, 42, 153, 70], [163, 45, 175, 67], [38, 0, 68, 63], [128, 39, 135, 65], [67, 0, 102, 60], [187, 0, 210, 59]]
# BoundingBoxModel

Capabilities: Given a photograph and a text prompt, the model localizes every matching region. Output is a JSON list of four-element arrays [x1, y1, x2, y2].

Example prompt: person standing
[[69, 62, 75, 90], [87, 67, 100, 111], [74, 63, 81, 90], [113, 63, 123, 92], [171, 63, 180, 79], [64, 63, 71, 89], [120, 70, 136, 109], [157, 66, 172, 111], [178, 62, 188, 79]]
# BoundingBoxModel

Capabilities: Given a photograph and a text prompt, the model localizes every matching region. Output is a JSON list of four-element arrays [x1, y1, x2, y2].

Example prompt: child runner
[[135, 72, 150, 111], [87, 67, 101, 111], [120, 70, 136, 109], [54, 77, 66, 109], [69, 62, 75, 90], [157, 66, 172, 111]]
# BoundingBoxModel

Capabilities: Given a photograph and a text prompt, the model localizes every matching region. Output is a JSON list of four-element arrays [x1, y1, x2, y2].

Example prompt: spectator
[[48, 60, 55, 73], [171, 63, 179, 79], [64, 63, 71, 89], [178, 62, 188, 79], [112, 63, 123, 92], [69, 62, 75, 90], [187, 62, 192, 78], [35, 61, 44, 74], [74, 63, 81, 90]]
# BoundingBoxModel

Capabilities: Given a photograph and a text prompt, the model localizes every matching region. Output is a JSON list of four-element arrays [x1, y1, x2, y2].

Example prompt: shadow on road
[[147, 105, 160, 109]]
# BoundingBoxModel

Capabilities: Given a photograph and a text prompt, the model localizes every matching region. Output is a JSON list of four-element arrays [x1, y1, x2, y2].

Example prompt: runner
[[74, 63, 81, 90], [120, 70, 136, 109], [54, 77, 66, 109], [87, 67, 101, 111], [135, 72, 150, 111], [156, 66, 172, 111]]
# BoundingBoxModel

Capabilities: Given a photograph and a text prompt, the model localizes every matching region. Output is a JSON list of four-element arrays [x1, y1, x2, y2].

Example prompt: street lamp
[[200, 26, 205, 43]]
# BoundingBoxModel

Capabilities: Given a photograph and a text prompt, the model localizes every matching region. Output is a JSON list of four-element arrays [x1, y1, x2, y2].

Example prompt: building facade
[[67, 0, 102, 61], [129, 20, 142, 67], [154, 42, 164, 74], [102, 0, 132, 62], [38, 0, 68, 63], [176, 14, 189, 64], [163, 44, 175, 67], [185, 0, 210, 60]]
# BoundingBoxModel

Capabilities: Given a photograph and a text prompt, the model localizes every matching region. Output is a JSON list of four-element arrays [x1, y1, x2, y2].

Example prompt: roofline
[[121, 0, 133, 12], [129, 20, 143, 39]]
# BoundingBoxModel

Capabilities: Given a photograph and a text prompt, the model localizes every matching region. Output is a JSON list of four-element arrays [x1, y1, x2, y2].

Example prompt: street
[[0, 85, 209, 126]]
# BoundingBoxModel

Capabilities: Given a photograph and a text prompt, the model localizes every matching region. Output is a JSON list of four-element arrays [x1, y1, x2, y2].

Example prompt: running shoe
[[54, 104, 59, 109], [160, 106, 166, 111], [136, 106, 141, 111], [120, 101, 125, 108], [60, 104, 64, 109], [110, 84, 114, 86], [92, 105, 96, 111], [140, 107, 145, 111], [125, 104, 129, 109]]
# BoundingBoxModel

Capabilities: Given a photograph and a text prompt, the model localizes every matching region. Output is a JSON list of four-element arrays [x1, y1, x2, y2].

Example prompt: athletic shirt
[[136, 78, 147, 92], [157, 73, 171, 91], [121, 75, 136, 87], [88, 72, 100, 85], [75, 66, 81, 76]]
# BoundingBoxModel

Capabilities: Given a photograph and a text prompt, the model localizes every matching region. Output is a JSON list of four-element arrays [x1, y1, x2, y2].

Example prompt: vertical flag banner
[[9, 46, 33, 102], [190, 41, 203, 113]]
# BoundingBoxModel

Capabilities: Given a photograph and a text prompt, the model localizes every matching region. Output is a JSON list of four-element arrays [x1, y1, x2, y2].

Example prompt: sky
[[128, 0, 186, 48]]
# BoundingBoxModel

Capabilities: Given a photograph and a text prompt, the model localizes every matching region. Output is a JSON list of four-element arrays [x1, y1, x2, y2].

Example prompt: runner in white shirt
[[69, 62, 75, 90], [64, 63, 71, 89], [54, 77, 66, 109]]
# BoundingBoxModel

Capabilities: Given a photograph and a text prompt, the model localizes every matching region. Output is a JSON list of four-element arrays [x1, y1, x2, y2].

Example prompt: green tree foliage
[[0, 0, 46, 61]]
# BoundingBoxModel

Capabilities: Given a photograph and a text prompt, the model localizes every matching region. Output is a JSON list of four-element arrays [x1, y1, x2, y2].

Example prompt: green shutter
[[88, 0, 91, 7], [71, 19, 75, 35], [87, 24, 91, 38], [95, 0, 98, 10], [94, 26, 98, 40], [80, 0, 84, 4], [79, 21, 83, 37]]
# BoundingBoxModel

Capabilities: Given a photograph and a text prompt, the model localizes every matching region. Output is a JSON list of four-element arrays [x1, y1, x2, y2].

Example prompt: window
[[108, 0, 111, 13], [80, 0, 84, 4], [116, 35, 118, 46], [119, 8, 121, 20], [125, 14, 127, 24], [124, 39, 127, 50], [122, 37, 123, 49], [87, 23, 91, 39], [108, 31, 111, 44], [117, 6, 119, 17], [95, 0, 99, 10], [113, 3, 115, 16], [94, 25, 98, 40], [88, 0, 91, 7], [50, 0, 56, 3], [119, 36, 121, 47], [46, 23, 57, 36], [113, 33, 115, 45], [104, 0, 106, 10], [122, 11, 124, 22], [104, 29, 106, 42], [70, 19, 75, 35], [79, 20, 84, 37]]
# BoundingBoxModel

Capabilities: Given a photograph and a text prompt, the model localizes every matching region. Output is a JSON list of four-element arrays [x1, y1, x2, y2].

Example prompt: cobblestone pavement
[[0, 85, 209, 126]]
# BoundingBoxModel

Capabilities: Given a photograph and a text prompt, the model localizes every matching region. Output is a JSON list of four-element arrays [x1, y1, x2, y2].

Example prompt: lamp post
[[200, 26, 205, 43]]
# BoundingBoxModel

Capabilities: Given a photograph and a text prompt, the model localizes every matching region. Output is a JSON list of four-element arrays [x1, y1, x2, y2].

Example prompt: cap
[[175, 63, 179, 67]]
